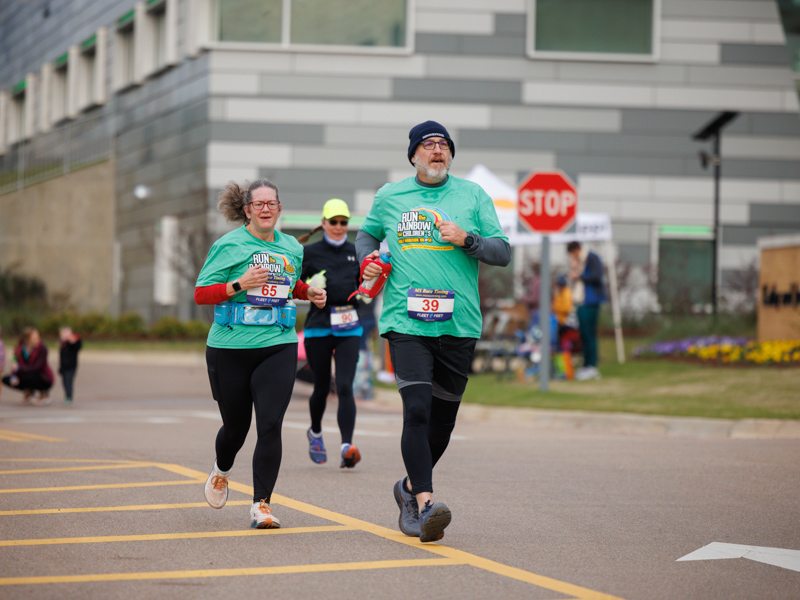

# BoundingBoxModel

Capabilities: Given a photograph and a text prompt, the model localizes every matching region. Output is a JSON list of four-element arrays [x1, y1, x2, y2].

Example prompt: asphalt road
[[0, 354, 798, 599]]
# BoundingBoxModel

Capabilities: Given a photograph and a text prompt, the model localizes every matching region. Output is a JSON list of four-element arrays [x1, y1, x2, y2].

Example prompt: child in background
[[0, 326, 5, 400], [59, 326, 82, 405]]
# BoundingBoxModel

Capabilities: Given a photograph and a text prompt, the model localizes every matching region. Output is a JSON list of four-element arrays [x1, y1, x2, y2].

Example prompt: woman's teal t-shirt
[[196, 226, 303, 349]]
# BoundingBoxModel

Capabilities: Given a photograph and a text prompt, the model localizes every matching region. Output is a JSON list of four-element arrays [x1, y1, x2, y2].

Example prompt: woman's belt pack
[[214, 302, 297, 330]]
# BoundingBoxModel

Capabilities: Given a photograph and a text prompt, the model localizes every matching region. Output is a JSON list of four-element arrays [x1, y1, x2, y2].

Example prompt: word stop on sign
[[518, 189, 577, 217]]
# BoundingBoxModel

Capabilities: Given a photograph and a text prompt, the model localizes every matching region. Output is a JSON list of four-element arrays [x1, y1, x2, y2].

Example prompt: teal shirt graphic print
[[196, 226, 303, 349], [361, 175, 508, 339]]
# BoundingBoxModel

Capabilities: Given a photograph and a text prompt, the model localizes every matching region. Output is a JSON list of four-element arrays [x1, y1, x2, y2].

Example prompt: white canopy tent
[[465, 164, 624, 364]]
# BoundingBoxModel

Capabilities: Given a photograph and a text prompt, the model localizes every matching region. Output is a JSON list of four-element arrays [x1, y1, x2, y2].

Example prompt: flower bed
[[633, 336, 800, 366]]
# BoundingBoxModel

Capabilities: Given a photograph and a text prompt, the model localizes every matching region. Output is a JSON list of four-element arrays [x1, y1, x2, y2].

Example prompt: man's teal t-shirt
[[360, 175, 508, 339], [196, 226, 303, 349]]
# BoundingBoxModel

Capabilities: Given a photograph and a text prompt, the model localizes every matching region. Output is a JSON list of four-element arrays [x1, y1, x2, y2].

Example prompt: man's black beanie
[[407, 120, 455, 165]]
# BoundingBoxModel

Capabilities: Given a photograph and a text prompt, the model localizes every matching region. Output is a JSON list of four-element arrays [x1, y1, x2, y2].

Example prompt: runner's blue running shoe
[[393, 478, 420, 537], [307, 428, 326, 464], [418, 500, 451, 543], [340, 444, 361, 468]]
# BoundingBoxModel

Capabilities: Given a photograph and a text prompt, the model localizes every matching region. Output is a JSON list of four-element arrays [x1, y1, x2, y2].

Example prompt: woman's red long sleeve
[[194, 283, 229, 305]]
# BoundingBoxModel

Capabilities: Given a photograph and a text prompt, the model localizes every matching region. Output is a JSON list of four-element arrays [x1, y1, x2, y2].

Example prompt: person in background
[[194, 178, 326, 529], [567, 241, 605, 381], [59, 326, 82, 405], [552, 274, 573, 329], [357, 120, 511, 543], [1, 327, 54, 405], [0, 326, 5, 400], [299, 198, 364, 469]]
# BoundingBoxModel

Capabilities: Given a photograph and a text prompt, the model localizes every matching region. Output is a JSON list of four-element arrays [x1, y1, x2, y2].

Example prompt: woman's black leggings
[[304, 335, 360, 444], [2, 373, 52, 392], [206, 343, 297, 503]]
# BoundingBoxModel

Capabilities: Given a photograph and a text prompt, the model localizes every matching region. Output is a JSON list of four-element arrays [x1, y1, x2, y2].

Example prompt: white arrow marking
[[677, 543, 800, 572]]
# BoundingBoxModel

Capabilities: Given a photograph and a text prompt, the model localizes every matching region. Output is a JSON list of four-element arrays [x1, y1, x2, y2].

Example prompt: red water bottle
[[350, 253, 392, 300]]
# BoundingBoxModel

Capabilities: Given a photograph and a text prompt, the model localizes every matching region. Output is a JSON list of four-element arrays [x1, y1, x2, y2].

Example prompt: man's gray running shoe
[[393, 478, 420, 537], [418, 500, 451, 543]]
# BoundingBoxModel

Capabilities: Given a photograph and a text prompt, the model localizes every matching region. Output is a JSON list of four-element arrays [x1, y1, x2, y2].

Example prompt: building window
[[216, 0, 409, 50], [144, 0, 177, 74], [8, 83, 27, 145], [77, 36, 98, 110], [527, 0, 659, 62], [114, 12, 136, 90], [52, 59, 69, 122]]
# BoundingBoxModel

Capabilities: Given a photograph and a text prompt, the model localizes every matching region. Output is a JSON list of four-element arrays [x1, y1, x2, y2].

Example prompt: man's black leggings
[[385, 332, 476, 496], [304, 335, 359, 444], [206, 343, 297, 503]]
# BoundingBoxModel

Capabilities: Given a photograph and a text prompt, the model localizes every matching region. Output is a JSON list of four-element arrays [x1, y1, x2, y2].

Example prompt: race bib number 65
[[407, 288, 455, 322], [247, 273, 291, 306]]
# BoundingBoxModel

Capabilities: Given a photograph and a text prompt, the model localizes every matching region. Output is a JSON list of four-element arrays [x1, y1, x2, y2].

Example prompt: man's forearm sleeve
[[464, 234, 512, 266], [355, 229, 381, 262]]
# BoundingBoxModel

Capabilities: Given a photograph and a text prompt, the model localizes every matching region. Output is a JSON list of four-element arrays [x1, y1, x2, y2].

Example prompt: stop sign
[[517, 171, 578, 234]]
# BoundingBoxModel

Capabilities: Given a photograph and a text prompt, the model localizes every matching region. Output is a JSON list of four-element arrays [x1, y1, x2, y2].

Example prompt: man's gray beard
[[416, 161, 450, 183]]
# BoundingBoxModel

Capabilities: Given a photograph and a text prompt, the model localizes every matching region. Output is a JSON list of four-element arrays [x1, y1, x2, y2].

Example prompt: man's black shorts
[[383, 331, 477, 402]]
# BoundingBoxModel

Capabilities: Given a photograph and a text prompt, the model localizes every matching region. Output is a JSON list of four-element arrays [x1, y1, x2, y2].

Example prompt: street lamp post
[[692, 111, 739, 315]]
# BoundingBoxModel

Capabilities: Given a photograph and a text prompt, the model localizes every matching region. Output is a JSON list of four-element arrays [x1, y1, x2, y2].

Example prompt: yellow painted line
[[0, 525, 355, 547], [0, 500, 252, 516], [0, 458, 143, 463], [0, 430, 66, 442], [0, 463, 155, 475], [0, 480, 200, 494], [155, 463, 627, 600], [0, 558, 459, 586], [0, 433, 31, 442]]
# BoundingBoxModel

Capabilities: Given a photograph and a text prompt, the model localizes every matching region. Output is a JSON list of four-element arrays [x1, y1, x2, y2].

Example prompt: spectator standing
[[356, 120, 511, 543], [567, 241, 606, 380], [59, 326, 82, 405], [1, 327, 54, 405]]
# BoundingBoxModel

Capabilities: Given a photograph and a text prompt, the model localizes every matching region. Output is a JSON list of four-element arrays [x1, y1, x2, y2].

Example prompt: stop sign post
[[517, 171, 578, 391]]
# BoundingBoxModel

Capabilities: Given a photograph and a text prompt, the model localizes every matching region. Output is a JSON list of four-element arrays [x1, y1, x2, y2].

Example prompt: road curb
[[372, 388, 800, 439]]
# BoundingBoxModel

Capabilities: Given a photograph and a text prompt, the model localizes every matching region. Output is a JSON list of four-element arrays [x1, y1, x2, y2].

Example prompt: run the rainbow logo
[[397, 206, 451, 247], [250, 252, 296, 275]]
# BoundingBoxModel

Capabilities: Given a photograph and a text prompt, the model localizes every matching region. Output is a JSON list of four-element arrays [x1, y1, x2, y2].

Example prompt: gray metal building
[[1, 0, 799, 321]]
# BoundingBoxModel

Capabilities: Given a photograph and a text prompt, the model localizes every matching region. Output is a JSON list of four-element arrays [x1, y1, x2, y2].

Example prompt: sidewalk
[[79, 351, 800, 439], [371, 388, 800, 440]]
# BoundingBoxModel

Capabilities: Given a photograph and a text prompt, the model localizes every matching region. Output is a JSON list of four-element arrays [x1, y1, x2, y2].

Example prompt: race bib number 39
[[247, 273, 291, 306], [407, 288, 455, 322], [331, 306, 360, 332]]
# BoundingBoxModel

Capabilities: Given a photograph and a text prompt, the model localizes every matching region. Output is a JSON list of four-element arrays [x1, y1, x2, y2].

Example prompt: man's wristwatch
[[232, 280, 242, 292], [462, 233, 475, 250]]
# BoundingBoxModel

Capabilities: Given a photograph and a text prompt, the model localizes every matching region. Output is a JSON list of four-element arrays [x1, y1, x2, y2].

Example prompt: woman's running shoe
[[204, 463, 229, 509], [418, 500, 451, 543], [340, 444, 361, 468], [307, 428, 327, 464], [393, 478, 420, 537], [250, 500, 280, 529]]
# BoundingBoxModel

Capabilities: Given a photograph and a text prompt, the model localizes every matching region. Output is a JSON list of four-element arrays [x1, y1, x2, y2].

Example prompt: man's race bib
[[247, 273, 291, 306], [407, 288, 455, 322], [330, 306, 360, 332]]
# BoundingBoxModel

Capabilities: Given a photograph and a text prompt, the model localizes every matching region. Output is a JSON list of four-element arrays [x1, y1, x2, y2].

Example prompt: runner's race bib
[[330, 306, 360, 332], [246, 273, 291, 306], [407, 288, 455, 322]]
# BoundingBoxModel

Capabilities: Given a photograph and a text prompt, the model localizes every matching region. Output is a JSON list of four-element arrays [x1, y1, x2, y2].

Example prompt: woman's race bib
[[407, 288, 454, 322], [247, 273, 292, 306], [330, 306, 360, 332]]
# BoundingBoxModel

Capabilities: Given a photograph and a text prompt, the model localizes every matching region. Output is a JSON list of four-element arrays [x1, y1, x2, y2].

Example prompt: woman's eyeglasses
[[328, 219, 348, 226], [249, 200, 280, 211]]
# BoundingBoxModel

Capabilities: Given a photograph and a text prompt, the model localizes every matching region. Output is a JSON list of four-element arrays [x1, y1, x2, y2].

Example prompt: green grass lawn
[[461, 338, 800, 420]]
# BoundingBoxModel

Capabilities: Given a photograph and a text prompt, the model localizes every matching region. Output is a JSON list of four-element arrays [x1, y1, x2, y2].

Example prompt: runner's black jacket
[[301, 238, 362, 330]]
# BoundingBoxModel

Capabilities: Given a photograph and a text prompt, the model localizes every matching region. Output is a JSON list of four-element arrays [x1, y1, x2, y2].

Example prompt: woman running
[[299, 199, 364, 468], [195, 179, 326, 529]]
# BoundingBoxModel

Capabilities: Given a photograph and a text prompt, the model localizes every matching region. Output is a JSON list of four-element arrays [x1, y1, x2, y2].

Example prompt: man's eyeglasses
[[327, 219, 348, 226], [249, 200, 280, 211], [421, 140, 450, 151]]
